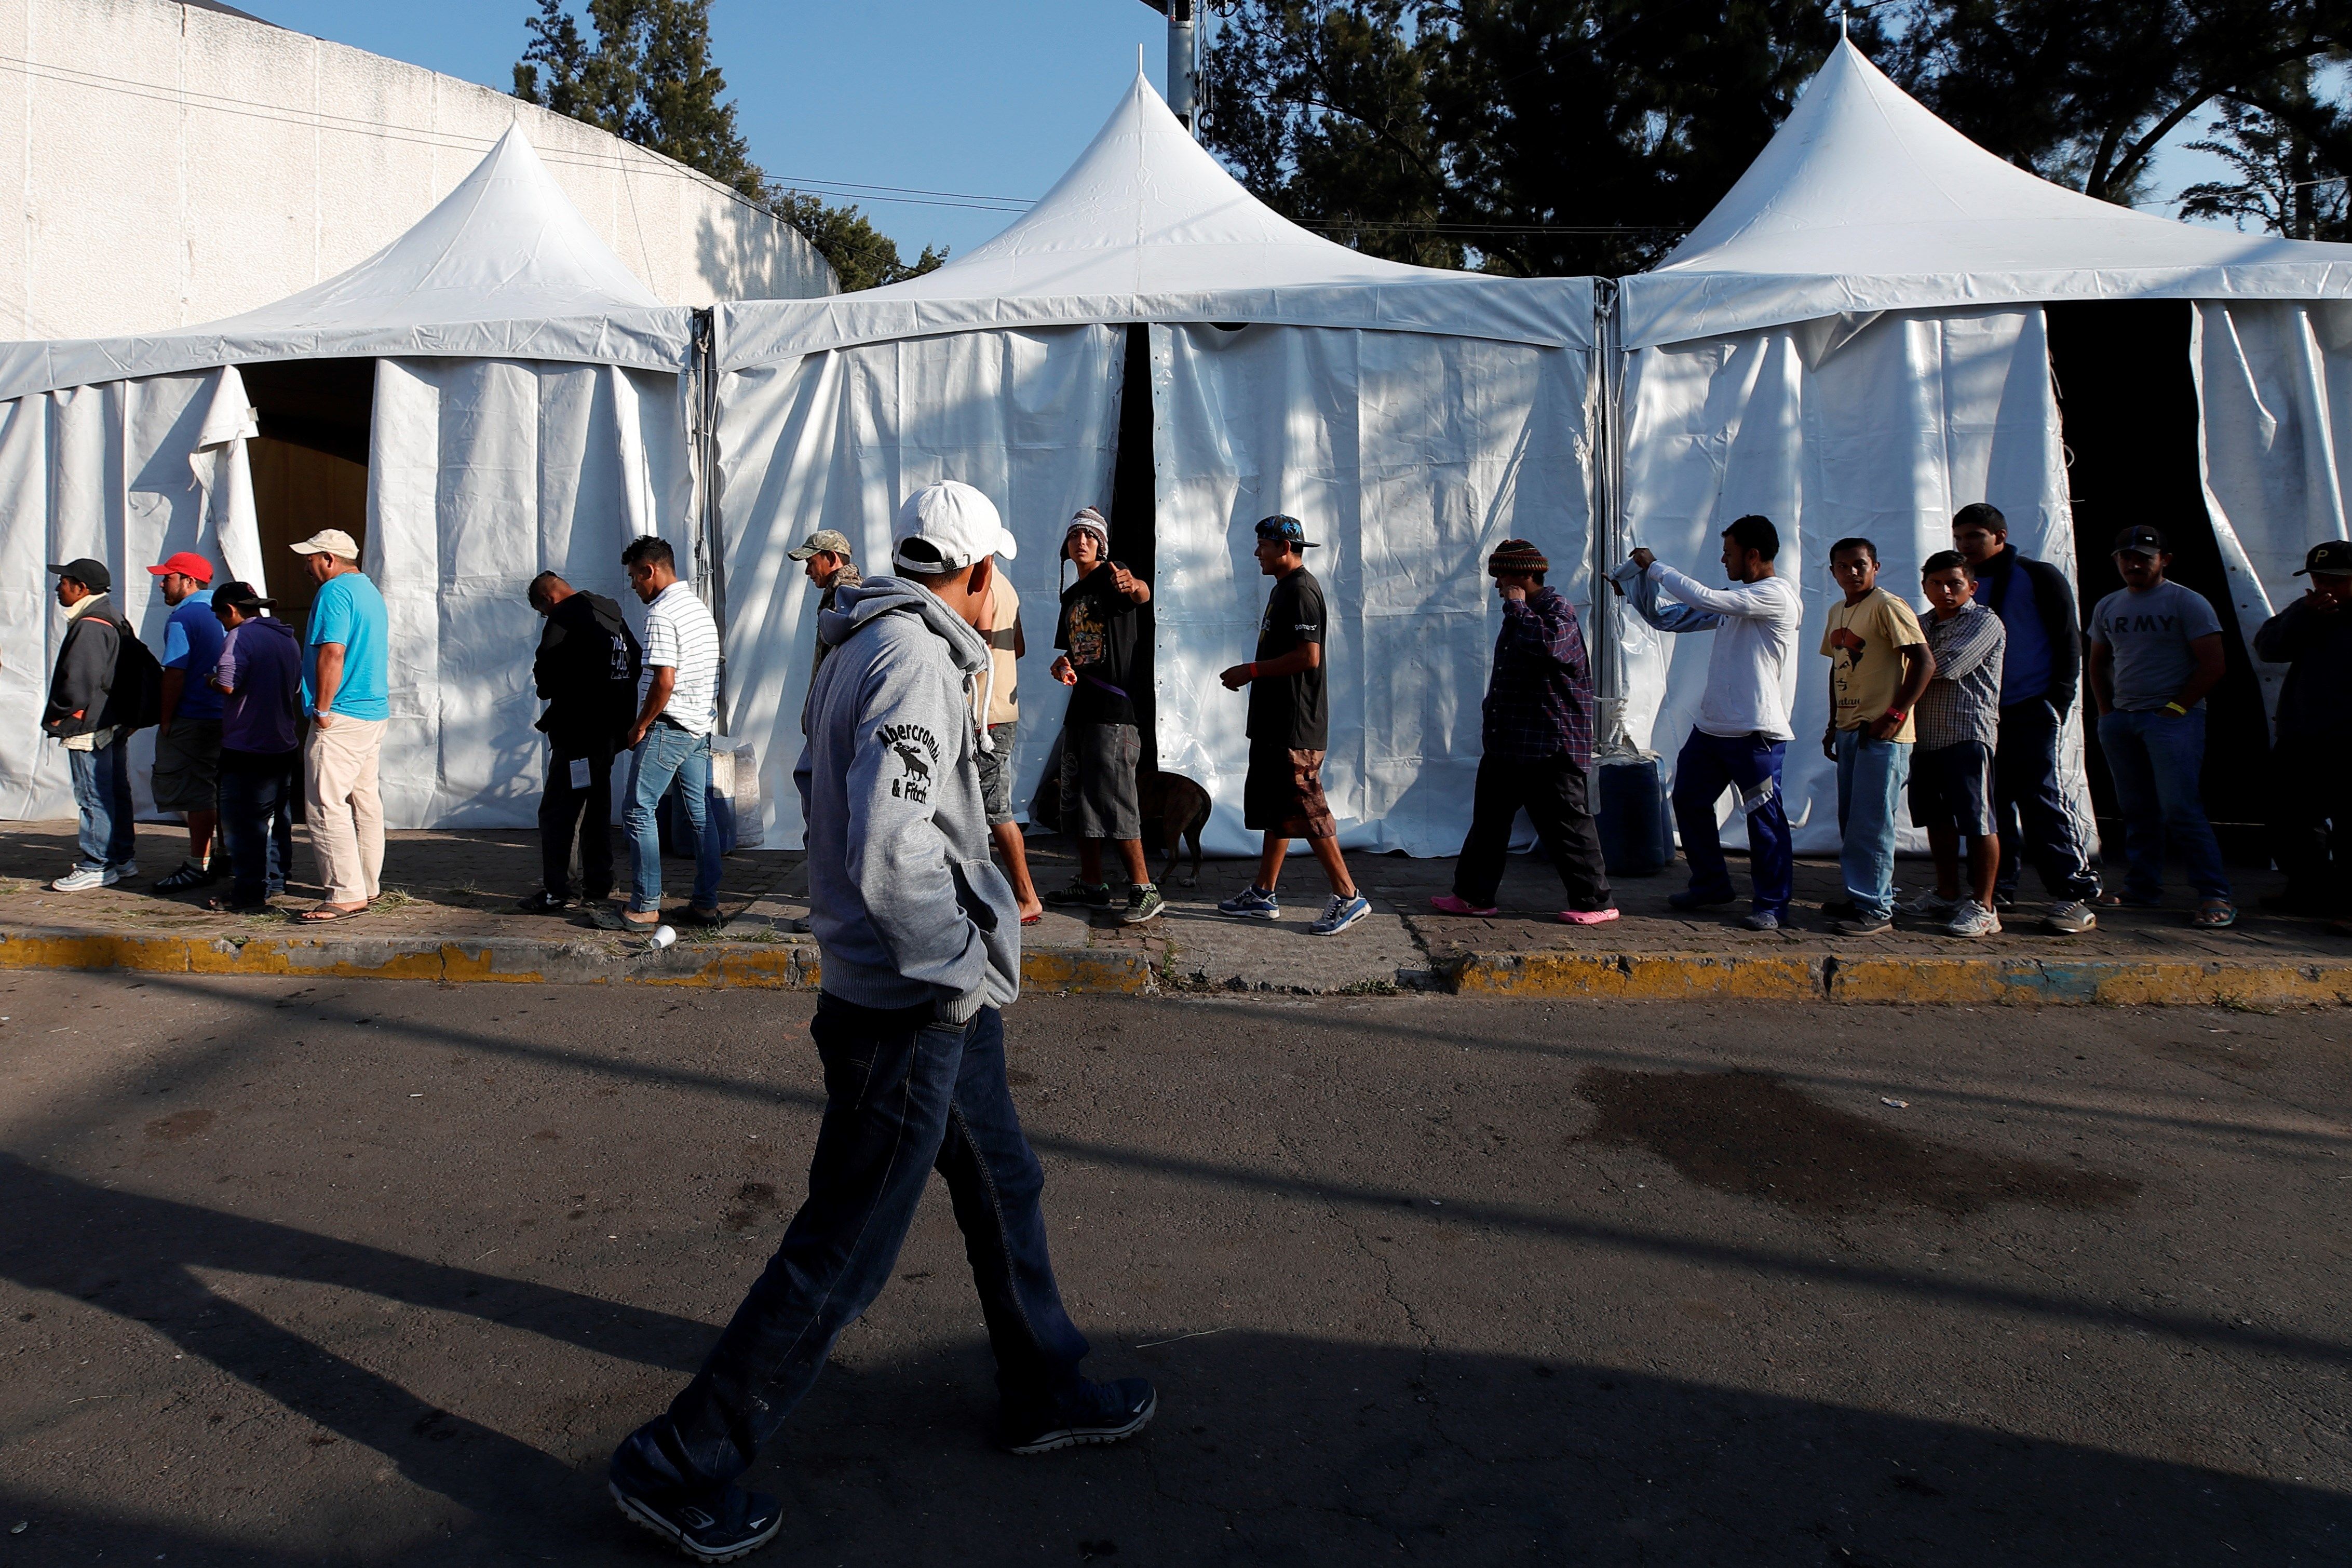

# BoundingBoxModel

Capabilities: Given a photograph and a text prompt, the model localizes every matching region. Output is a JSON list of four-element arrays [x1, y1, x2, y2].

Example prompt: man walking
[[599, 536, 723, 932], [42, 558, 137, 890], [1431, 538, 1616, 925], [789, 529, 861, 680], [974, 550, 1042, 923], [523, 572, 641, 915], [2253, 540, 2352, 917], [1819, 538, 1935, 936], [606, 480, 1152, 1562], [2088, 525, 2234, 926], [1903, 551, 2007, 936], [293, 529, 388, 923], [1216, 515, 1370, 936], [205, 581, 301, 913], [1951, 503, 2100, 934], [1619, 517, 1805, 930], [1044, 508, 1160, 924], [147, 551, 225, 892]]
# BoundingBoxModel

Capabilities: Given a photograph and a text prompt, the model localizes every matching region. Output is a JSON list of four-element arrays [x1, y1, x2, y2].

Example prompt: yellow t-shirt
[[1821, 586, 1926, 741]]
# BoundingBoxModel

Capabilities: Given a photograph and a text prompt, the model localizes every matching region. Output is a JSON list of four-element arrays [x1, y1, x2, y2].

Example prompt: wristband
[[1246, 663, 1260, 681], [2163, 700, 2188, 717], [1883, 709, 1906, 725]]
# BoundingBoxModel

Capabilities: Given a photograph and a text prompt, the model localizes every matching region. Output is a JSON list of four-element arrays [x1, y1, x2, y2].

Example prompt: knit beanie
[[1487, 538, 1549, 576]]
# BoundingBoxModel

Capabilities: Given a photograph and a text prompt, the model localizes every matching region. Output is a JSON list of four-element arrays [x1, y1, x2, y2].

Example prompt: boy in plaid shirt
[[1905, 550, 2007, 936]]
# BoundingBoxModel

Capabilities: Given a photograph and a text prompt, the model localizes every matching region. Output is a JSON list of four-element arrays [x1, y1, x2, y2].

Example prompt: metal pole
[[1167, 1, 1197, 132]]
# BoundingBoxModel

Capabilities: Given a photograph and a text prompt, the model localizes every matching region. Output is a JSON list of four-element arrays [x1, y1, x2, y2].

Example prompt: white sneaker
[[105, 861, 136, 885], [1900, 890, 1961, 918], [50, 867, 107, 891], [1946, 900, 2002, 938], [1308, 893, 1372, 936]]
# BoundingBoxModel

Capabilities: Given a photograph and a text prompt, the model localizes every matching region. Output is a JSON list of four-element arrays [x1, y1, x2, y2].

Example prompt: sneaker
[[1668, 887, 1738, 911], [518, 890, 572, 915], [609, 1480, 782, 1564], [1120, 884, 1165, 925], [152, 859, 216, 892], [1993, 890, 2017, 911], [1946, 900, 2002, 938], [1898, 890, 1961, 919], [49, 867, 106, 892], [2042, 900, 2098, 936], [1833, 913, 1894, 936], [1739, 909, 1782, 931], [1219, 885, 1280, 918], [1044, 880, 1114, 910], [1428, 893, 1497, 916], [1309, 893, 1372, 936], [1001, 1376, 1158, 1455], [1558, 907, 1620, 926]]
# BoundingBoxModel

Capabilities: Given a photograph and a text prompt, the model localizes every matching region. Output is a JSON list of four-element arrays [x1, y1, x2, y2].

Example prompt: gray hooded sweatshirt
[[796, 574, 1020, 1023]]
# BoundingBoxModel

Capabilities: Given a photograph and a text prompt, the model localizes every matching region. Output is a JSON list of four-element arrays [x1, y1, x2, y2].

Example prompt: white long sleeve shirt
[[1639, 562, 1806, 741]]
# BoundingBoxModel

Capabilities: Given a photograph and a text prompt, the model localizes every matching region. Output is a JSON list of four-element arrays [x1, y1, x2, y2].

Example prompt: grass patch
[[373, 887, 420, 911]]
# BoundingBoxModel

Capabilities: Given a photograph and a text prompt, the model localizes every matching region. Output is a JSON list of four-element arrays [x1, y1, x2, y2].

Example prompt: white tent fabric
[[712, 73, 1598, 851], [715, 72, 1589, 364], [2194, 300, 2352, 722], [1618, 306, 2085, 855], [367, 357, 697, 829], [716, 326, 1125, 848], [0, 366, 264, 819], [1153, 323, 1592, 857], [1620, 42, 2352, 350], [0, 126, 696, 402]]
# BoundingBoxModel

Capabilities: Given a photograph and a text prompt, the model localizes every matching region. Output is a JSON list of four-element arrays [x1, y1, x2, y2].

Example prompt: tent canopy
[[0, 126, 696, 401], [1619, 42, 2352, 348], [717, 71, 1590, 366]]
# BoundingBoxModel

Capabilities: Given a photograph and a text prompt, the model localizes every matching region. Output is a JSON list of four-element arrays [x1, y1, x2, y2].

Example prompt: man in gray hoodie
[[606, 481, 1154, 1563], [43, 558, 138, 890]]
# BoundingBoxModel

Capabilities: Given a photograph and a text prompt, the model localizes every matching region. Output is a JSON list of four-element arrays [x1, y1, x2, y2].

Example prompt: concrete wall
[[0, 0, 834, 340]]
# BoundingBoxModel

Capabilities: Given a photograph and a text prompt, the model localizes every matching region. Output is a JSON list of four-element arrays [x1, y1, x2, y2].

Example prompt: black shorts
[[1908, 740, 1996, 837], [1242, 742, 1336, 839]]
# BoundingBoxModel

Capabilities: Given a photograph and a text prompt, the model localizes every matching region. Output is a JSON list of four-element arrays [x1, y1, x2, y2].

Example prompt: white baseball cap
[[291, 528, 361, 559], [892, 480, 1017, 573]]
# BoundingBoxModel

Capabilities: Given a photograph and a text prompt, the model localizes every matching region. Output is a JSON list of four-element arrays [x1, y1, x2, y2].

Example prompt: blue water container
[[1596, 753, 1674, 876]]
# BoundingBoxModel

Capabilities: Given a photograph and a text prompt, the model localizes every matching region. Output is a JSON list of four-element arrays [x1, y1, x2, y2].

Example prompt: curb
[[0, 927, 1157, 995], [1442, 950, 2352, 1007]]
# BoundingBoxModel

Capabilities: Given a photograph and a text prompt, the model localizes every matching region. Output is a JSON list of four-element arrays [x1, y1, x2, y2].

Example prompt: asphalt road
[[0, 973, 2345, 1566]]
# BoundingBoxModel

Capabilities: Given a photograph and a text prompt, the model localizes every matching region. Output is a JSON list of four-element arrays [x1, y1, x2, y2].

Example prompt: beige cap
[[291, 528, 361, 560]]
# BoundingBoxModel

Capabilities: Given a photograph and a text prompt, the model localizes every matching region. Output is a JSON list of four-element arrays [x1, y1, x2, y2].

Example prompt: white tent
[[0, 127, 701, 827], [1607, 41, 2352, 855], [714, 71, 1596, 856]]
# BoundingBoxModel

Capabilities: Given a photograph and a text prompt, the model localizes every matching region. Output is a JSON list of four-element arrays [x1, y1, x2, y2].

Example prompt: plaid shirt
[[1917, 601, 2005, 751], [1481, 587, 1595, 766]]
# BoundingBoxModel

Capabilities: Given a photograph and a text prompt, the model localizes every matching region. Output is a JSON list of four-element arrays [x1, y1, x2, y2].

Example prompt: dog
[[1029, 737, 1211, 888]]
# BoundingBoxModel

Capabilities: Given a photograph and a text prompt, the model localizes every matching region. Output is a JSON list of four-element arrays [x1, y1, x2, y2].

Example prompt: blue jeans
[[1670, 730, 1793, 914], [67, 735, 135, 871], [611, 998, 1089, 1498], [1835, 729, 1911, 921], [218, 754, 296, 907], [2097, 708, 2231, 902], [623, 723, 721, 913]]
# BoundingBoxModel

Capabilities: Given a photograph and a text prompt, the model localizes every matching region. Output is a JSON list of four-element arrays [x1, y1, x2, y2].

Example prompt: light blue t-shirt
[[304, 571, 389, 721], [162, 589, 224, 721]]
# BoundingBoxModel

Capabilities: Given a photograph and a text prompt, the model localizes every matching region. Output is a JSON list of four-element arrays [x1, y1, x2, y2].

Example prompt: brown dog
[[1029, 741, 1211, 887]]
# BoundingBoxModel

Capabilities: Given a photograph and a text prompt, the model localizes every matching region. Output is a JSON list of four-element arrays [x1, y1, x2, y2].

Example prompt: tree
[[513, 1, 943, 291], [2180, 93, 2349, 242]]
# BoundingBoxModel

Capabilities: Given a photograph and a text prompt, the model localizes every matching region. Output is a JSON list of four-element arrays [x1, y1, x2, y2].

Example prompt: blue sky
[[250, 1, 2232, 263]]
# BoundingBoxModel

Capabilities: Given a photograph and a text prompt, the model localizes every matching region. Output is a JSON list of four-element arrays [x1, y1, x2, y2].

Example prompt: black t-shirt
[[1248, 567, 1327, 749], [1056, 565, 1143, 727]]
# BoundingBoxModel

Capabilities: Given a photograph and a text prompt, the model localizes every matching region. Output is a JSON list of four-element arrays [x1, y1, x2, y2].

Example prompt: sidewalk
[[0, 820, 2344, 1006]]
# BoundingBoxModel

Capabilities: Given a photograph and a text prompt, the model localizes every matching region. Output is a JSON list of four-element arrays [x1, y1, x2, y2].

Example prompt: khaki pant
[[305, 716, 385, 904]]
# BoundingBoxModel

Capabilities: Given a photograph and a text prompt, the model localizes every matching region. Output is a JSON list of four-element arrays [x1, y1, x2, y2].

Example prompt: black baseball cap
[[211, 578, 275, 613], [2110, 525, 2167, 558], [2294, 539, 2352, 577], [1255, 515, 1319, 549], [46, 557, 110, 592]]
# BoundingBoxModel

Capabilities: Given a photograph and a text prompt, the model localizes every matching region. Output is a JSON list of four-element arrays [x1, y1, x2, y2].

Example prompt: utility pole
[[1138, 1, 1198, 135]]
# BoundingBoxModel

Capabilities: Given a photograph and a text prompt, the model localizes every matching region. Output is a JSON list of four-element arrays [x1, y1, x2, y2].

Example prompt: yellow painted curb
[[1445, 951, 1822, 1001]]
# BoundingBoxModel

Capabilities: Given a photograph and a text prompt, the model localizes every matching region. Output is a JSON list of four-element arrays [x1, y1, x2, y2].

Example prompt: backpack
[[111, 621, 165, 732]]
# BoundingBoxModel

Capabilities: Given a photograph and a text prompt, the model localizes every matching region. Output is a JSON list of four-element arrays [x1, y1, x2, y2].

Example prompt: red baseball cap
[[147, 551, 213, 584]]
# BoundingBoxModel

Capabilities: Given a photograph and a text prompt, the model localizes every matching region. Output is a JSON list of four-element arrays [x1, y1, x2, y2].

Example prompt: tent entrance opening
[[239, 358, 372, 626]]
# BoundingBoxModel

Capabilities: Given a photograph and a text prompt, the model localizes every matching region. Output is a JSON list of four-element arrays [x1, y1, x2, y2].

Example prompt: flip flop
[[2191, 900, 2238, 929], [296, 904, 365, 923], [1020, 912, 1043, 926]]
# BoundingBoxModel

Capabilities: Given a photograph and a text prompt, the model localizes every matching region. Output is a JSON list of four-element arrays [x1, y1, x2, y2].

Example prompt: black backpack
[[111, 620, 165, 732]]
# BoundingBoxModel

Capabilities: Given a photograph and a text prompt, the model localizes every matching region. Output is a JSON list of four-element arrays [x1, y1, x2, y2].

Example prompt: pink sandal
[[1559, 908, 1622, 926], [1429, 894, 1498, 916]]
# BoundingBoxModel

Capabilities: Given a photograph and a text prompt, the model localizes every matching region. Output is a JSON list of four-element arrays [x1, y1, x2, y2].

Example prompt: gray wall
[[0, 0, 835, 340]]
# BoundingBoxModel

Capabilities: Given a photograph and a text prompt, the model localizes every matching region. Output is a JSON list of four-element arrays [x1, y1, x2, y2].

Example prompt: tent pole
[[689, 306, 731, 732], [1589, 277, 1634, 758]]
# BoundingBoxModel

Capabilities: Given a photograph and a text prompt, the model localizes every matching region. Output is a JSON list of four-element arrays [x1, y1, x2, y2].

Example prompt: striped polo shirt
[[641, 579, 721, 737]]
